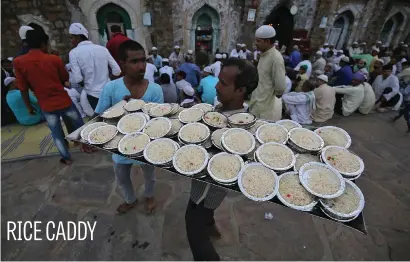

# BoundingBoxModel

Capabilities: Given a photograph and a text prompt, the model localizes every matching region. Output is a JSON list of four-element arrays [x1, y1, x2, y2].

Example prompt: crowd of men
[[1, 21, 410, 261]]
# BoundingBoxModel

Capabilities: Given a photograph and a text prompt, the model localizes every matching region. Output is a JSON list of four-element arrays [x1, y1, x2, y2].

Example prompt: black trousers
[[185, 200, 220, 261], [335, 94, 344, 115], [87, 94, 99, 110]]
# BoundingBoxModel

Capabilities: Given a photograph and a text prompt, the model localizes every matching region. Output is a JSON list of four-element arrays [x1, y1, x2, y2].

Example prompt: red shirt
[[13, 49, 72, 112], [106, 33, 130, 63]]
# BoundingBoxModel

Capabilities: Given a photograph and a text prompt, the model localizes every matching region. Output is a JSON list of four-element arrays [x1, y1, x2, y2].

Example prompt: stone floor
[[2, 112, 410, 261]]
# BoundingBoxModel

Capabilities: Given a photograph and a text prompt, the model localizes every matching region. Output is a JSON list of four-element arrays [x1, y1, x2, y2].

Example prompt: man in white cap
[[320, 42, 329, 54], [197, 66, 218, 104], [175, 70, 196, 107], [311, 74, 336, 122], [332, 56, 353, 86], [250, 25, 286, 120], [359, 42, 367, 54], [15, 25, 34, 58], [372, 40, 382, 53], [169, 45, 185, 69], [151, 46, 162, 69], [240, 43, 252, 60], [312, 51, 326, 72], [348, 41, 361, 56], [106, 24, 130, 63], [210, 53, 222, 77], [222, 53, 227, 60], [68, 22, 121, 109], [294, 53, 312, 78], [159, 58, 175, 83], [230, 43, 243, 58]]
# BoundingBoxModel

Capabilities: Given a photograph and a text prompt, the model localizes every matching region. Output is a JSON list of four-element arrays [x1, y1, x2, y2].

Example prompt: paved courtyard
[[1, 112, 410, 261]]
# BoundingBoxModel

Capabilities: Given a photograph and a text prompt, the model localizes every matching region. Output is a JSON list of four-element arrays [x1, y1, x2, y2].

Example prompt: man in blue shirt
[[197, 66, 218, 104], [331, 56, 353, 87], [289, 45, 301, 68], [84, 40, 164, 214], [151, 46, 162, 69], [177, 55, 201, 87]]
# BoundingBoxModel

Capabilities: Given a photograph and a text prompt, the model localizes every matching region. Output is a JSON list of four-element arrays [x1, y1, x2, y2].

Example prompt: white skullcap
[[19, 26, 34, 40], [236, 43, 241, 46], [400, 41, 404, 44], [341, 56, 350, 63], [182, 83, 195, 96], [377, 40, 382, 44], [316, 51, 323, 55], [222, 54, 227, 59], [274, 40, 279, 43], [376, 58, 384, 64], [187, 49, 193, 55], [241, 43, 246, 47], [274, 42, 279, 46], [324, 43, 329, 46], [401, 58, 407, 63], [69, 23, 88, 38], [353, 41, 358, 45], [317, 75, 328, 83], [337, 50, 344, 54], [174, 45, 180, 49], [215, 54, 222, 59], [152, 46, 157, 51], [7, 57, 13, 62], [4, 77, 15, 87], [293, 45, 299, 49], [403, 44, 408, 47], [372, 47, 379, 52], [203, 66, 213, 73], [162, 58, 169, 62], [361, 42, 367, 45], [255, 25, 276, 38]]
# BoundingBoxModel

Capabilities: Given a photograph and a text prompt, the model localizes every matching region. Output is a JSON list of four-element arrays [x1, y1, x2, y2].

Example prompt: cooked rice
[[120, 134, 150, 154], [193, 103, 213, 113], [257, 124, 288, 144], [224, 129, 254, 154], [143, 118, 170, 138], [209, 154, 241, 180], [145, 139, 176, 163], [179, 108, 204, 123], [103, 134, 124, 149], [294, 154, 320, 171], [119, 114, 146, 133], [258, 143, 293, 169], [242, 165, 276, 198], [211, 128, 229, 149], [279, 173, 315, 206], [306, 168, 341, 195], [170, 107, 184, 118], [82, 122, 106, 141], [278, 120, 300, 131], [248, 120, 268, 134], [124, 99, 145, 111], [174, 146, 207, 173], [102, 106, 124, 118], [203, 111, 228, 128], [149, 104, 172, 117], [89, 126, 117, 143], [228, 113, 255, 124], [317, 128, 348, 147], [179, 123, 209, 143], [323, 183, 360, 214], [168, 119, 183, 136], [290, 128, 322, 150], [142, 103, 158, 114], [325, 147, 361, 174]]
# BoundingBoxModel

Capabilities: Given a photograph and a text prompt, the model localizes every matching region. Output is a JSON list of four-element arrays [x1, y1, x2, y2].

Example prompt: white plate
[[276, 119, 302, 131], [211, 128, 230, 150], [103, 134, 124, 150], [143, 117, 172, 139], [148, 103, 173, 117], [117, 112, 147, 135], [88, 125, 118, 145], [202, 111, 228, 128], [255, 123, 289, 144], [288, 127, 324, 152], [118, 132, 150, 156], [124, 99, 146, 112], [314, 126, 352, 148], [207, 152, 244, 184], [221, 128, 255, 155], [321, 146, 364, 177], [178, 122, 210, 144], [192, 103, 214, 113], [255, 142, 296, 171], [101, 106, 125, 119], [143, 138, 179, 165], [80, 122, 107, 142], [172, 144, 209, 176], [178, 108, 205, 124]]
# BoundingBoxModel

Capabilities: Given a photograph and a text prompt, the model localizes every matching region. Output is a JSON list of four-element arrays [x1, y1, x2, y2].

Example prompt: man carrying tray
[[82, 40, 164, 213], [185, 58, 258, 261]]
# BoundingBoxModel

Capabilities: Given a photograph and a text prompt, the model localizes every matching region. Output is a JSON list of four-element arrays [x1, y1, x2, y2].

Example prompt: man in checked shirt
[[185, 58, 258, 261]]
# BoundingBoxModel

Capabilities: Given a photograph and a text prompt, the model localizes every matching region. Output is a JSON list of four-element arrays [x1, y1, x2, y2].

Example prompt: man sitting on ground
[[282, 79, 316, 124], [295, 65, 309, 92], [333, 72, 365, 116], [294, 53, 312, 78], [311, 74, 336, 122], [358, 80, 376, 115], [373, 64, 401, 112]]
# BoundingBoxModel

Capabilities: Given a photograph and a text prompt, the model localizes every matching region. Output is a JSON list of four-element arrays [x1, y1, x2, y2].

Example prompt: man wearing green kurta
[[249, 25, 286, 120]]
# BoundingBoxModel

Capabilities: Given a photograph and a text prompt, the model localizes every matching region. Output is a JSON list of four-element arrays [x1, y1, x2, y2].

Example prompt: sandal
[[144, 197, 156, 214], [117, 200, 138, 214], [60, 158, 73, 165]]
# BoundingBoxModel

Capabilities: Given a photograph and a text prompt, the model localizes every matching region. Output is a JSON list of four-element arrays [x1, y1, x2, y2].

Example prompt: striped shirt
[[190, 106, 247, 209]]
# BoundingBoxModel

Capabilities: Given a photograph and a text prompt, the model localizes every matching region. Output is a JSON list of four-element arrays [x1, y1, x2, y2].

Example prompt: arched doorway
[[264, 5, 294, 49], [380, 12, 404, 46], [96, 3, 132, 46], [191, 5, 220, 54], [327, 11, 354, 49]]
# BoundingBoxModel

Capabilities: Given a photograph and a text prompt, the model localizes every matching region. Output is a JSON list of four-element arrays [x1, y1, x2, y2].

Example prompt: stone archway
[[190, 5, 220, 54], [327, 10, 355, 49], [380, 11, 407, 47], [264, 5, 294, 48]]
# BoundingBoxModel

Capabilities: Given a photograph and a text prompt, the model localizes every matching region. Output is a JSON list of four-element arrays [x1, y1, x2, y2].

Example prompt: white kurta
[[312, 57, 326, 72], [359, 82, 376, 114], [210, 61, 222, 77], [230, 49, 243, 58], [372, 74, 400, 101], [282, 92, 314, 124], [334, 84, 365, 116]]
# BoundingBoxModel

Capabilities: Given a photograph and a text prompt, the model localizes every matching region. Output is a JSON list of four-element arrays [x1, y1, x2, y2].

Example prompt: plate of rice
[[294, 153, 320, 172], [143, 117, 172, 139], [289, 128, 324, 152], [276, 119, 302, 131], [299, 162, 345, 199], [173, 144, 209, 175], [117, 112, 147, 135], [277, 171, 317, 211], [124, 99, 146, 112], [178, 108, 205, 124], [207, 152, 244, 184], [169, 103, 181, 115], [167, 118, 183, 137], [193, 103, 214, 113], [255, 142, 295, 171], [118, 132, 150, 156], [228, 112, 256, 125], [315, 126, 351, 148], [248, 120, 268, 134], [149, 104, 173, 117], [238, 163, 279, 201], [101, 106, 125, 119], [211, 128, 229, 150], [221, 128, 255, 155], [88, 125, 118, 144], [321, 146, 364, 177], [144, 138, 179, 165], [202, 111, 228, 128], [103, 134, 125, 150], [255, 123, 288, 144], [142, 103, 158, 114], [178, 122, 210, 144], [80, 122, 107, 142], [320, 179, 365, 219]]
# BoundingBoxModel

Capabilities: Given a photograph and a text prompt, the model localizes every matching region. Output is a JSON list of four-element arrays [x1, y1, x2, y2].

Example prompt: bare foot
[[144, 197, 156, 214], [117, 200, 138, 214]]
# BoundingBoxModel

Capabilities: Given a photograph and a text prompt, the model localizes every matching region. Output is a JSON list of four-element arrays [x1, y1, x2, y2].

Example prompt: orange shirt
[[13, 49, 72, 112]]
